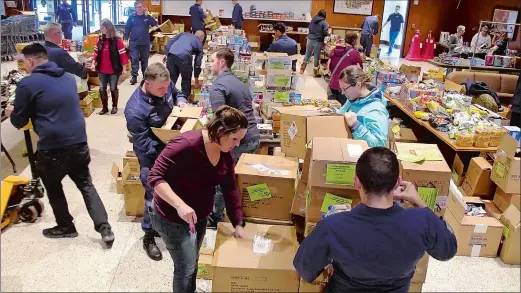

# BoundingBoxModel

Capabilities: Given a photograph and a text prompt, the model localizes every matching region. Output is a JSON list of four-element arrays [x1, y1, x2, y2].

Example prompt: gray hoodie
[[308, 15, 330, 42]]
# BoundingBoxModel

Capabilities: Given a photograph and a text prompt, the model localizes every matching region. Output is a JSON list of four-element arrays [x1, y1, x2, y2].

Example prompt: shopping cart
[[1, 15, 41, 61]]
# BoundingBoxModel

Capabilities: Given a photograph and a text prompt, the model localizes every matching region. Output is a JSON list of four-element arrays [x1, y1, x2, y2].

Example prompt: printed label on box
[[495, 162, 507, 178], [288, 122, 298, 140], [435, 195, 448, 212], [326, 164, 356, 185], [321, 193, 353, 213], [247, 183, 272, 201], [253, 235, 272, 255], [274, 76, 290, 87], [469, 233, 487, 246], [274, 91, 290, 103], [417, 187, 439, 210], [451, 168, 459, 183], [503, 226, 510, 238], [250, 164, 270, 172], [346, 144, 363, 158]]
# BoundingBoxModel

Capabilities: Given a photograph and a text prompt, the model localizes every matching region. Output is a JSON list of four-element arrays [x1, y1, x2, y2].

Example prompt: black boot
[[130, 76, 137, 85], [143, 233, 162, 261], [110, 89, 119, 114], [98, 90, 109, 115], [43, 225, 78, 239], [100, 227, 115, 244]]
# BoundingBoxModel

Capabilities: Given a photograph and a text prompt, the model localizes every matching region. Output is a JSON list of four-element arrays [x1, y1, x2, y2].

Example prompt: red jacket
[[93, 37, 128, 75], [329, 45, 363, 91]]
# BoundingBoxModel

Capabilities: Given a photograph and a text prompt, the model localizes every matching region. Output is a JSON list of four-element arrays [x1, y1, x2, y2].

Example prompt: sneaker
[[43, 225, 78, 239], [130, 76, 137, 85], [101, 228, 115, 244], [143, 234, 163, 261]]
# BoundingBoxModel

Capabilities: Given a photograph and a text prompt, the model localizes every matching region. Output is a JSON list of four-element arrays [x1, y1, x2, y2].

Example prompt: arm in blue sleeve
[[10, 83, 33, 129], [126, 107, 161, 159], [124, 17, 133, 40], [209, 83, 227, 111], [351, 106, 388, 147], [373, 20, 380, 35], [58, 50, 88, 79], [200, 6, 207, 19], [164, 34, 182, 55], [323, 22, 330, 37], [193, 42, 203, 78], [266, 42, 275, 52], [147, 15, 158, 27], [171, 83, 188, 105], [232, 6, 239, 26], [293, 221, 331, 282], [424, 210, 458, 261]]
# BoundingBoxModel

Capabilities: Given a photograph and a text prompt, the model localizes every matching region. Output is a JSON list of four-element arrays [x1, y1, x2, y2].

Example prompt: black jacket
[[44, 40, 88, 79], [95, 37, 123, 74]]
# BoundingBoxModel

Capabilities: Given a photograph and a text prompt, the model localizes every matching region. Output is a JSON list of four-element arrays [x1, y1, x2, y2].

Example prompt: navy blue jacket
[[124, 82, 187, 168], [124, 13, 158, 45], [10, 62, 87, 151], [209, 70, 260, 143], [294, 203, 457, 293], [362, 15, 380, 36], [267, 35, 298, 71], [44, 41, 88, 79], [164, 32, 203, 78], [232, 3, 243, 28], [308, 15, 329, 42], [189, 4, 207, 31], [56, 2, 77, 23]]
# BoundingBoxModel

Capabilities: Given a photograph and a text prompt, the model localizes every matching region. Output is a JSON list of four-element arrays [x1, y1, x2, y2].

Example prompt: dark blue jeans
[[303, 38, 324, 68], [140, 166, 155, 233], [388, 30, 400, 54], [129, 42, 150, 78], [61, 21, 73, 40], [209, 139, 260, 224], [150, 204, 207, 293], [98, 72, 119, 91], [167, 54, 193, 97]]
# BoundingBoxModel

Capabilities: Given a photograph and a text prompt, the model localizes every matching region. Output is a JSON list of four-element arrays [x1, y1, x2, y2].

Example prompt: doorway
[[379, 0, 409, 59]]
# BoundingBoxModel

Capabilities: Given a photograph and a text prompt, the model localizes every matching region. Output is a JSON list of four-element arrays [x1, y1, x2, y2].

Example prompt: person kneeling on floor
[[6, 43, 114, 244], [294, 147, 457, 293], [125, 62, 187, 261], [322, 65, 388, 147], [148, 106, 247, 293]]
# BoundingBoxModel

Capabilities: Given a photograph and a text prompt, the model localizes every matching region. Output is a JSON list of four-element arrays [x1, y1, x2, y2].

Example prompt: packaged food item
[[489, 125, 507, 147], [456, 130, 475, 147], [474, 125, 491, 147]]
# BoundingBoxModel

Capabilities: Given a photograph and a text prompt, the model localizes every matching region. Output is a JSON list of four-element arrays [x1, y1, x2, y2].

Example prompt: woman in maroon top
[[92, 18, 128, 115], [148, 106, 247, 293]]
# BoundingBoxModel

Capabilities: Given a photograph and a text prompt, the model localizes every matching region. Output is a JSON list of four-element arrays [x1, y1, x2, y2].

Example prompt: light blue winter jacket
[[336, 88, 389, 147]]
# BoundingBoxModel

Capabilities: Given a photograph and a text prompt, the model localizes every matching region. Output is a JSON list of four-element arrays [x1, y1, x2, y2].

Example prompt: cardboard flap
[[235, 154, 299, 179], [498, 135, 519, 158], [444, 80, 466, 93], [125, 151, 136, 158], [180, 119, 203, 132], [461, 215, 504, 227], [312, 137, 368, 163], [122, 163, 132, 180], [473, 157, 493, 171], [162, 116, 179, 130], [502, 205, 521, 228], [171, 106, 202, 118], [111, 163, 120, 179], [273, 105, 320, 115], [151, 127, 176, 144], [307, 116, 352, 142]]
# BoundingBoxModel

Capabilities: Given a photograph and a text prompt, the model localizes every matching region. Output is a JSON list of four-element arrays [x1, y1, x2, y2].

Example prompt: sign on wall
[[333, 0, 374, 15]]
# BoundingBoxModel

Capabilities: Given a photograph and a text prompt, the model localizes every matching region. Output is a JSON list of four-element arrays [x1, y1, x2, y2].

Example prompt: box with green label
[[236, 154, 299, 221], [395, 142, 451, 216], [197, 248, 214, 280], [308, 137, 368, 190], [491, 135, 520, 194], [499, 205, 520, 264], [305, 186, 360, 223]]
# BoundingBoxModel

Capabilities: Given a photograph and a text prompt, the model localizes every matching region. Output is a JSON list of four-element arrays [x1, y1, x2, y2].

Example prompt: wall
[[379, 0, 408, 44]]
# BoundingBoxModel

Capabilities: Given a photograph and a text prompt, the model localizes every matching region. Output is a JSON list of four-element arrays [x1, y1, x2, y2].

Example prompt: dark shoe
[[130, 76, 137, 85], [150, 230, 161, 238], [101, 227, 115, 244], [98, 90, 109, 115], [43, 225, 78, 239], [206, 220, 217, 230], [143, 234, 162, 261], [110, 89, 119, 114]]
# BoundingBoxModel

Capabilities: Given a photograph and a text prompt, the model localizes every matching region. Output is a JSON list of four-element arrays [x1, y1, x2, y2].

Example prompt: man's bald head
[[194, 30, 205, 43]]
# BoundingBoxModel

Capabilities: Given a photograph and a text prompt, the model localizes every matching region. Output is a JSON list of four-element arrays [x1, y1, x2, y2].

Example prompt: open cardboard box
[[461, 157, 496, 199], [444, 191, 504, 257], [111, 163, 124, 194], [151, 106, 203, 144], [197, 248, 214, 280], [499, 205, 520, 264], [491, 135, 520, 194], [121, 163, 145, 217]]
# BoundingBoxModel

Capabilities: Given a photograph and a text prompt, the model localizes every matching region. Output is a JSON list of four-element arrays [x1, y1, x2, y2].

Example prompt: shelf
[[217, 16, 310, 23], [259, 30, 308, 35]]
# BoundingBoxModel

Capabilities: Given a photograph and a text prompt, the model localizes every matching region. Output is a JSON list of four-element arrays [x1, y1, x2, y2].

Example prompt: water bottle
[[377, 47, 381, 59], [204, 87, 213, 118]]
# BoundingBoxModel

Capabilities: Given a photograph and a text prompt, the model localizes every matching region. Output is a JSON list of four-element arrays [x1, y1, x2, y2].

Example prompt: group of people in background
[[448, 23, 510, 57]]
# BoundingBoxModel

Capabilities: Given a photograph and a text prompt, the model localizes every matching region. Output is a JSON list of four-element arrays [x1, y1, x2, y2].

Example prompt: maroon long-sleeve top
[[147, 130, 243, 227]]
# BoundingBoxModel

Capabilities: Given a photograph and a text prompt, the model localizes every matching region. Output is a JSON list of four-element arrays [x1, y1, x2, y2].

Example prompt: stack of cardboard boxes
[[448, 135, 520, 264], [111, 151, 144, 216]]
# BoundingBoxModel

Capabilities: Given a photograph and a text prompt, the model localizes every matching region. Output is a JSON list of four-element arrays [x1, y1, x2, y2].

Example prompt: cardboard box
[[462, 157, 496, 199], [298, 278, 327, 293], [444, 79, 466, 93], [409, 282, 423, 292], [451, 154, 465, 186], [110, 163, 124, 194], [236, 154, 299, 221], [389, 127, 418, 151], [499, 205, 520, 264], [212, 223, 300, 292], [306, 186, 360, 223], [396, 142, 451, 215], [151, 107, 203, 144], [304, 221, 317, 237], [280, 109, 351, 158], [123, 151, 140, 174], [197, 248, 214, 280], [399, 64, 421, 83], [291, 179, 307, 218], [493, 187, 521, 212], [79, 95, 94, 117], [483, 200, 502, 220], [491, 135, 520, 194], [301, 143, 312, 183], [309, 137, 368, 190], [444, 193, 504, 257], [121, 163, 145, 217], [411, 253, 429, 283]]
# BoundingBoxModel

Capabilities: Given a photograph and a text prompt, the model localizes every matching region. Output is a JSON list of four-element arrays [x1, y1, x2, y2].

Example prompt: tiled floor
[[1, 55, 520, 292]]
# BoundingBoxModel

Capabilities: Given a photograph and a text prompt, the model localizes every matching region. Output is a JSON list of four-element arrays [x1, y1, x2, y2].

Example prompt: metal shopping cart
[[1, 15, 41, 61]]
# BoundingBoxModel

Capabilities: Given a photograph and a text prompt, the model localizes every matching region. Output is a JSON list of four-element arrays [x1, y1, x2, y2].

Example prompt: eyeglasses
[[341, 83, 354, 95]]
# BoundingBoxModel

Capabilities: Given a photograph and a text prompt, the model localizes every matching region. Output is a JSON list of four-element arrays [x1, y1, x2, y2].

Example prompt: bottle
[[204, 86, 213, 118]]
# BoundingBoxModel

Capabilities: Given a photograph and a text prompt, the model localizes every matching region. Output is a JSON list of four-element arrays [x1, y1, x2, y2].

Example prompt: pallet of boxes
[[111, 151, 144, 216]]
